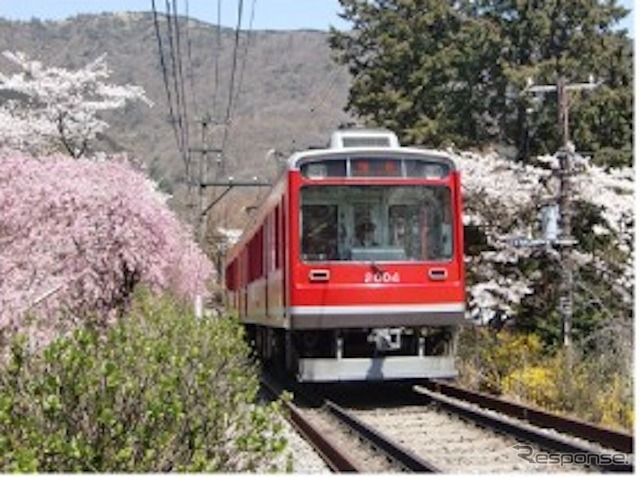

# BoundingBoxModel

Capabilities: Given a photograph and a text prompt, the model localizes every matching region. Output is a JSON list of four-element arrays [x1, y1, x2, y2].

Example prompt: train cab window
[[301, 185, 453, 262], [301, 204, 338, 261], [388, 187, 452, 261]]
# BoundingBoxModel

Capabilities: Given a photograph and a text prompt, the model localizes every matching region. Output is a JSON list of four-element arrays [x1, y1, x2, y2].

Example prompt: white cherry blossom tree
[[455, 149, 633, 334], [0, 51, 151, 158]]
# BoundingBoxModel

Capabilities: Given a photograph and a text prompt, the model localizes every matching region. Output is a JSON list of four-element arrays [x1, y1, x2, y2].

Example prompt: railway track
[[421, 380, 633, 454], [262, 376, 634, 473], [262, 375, 439, 472]]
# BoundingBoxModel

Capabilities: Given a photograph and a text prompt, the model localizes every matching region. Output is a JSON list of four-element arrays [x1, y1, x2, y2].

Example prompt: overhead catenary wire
[[198, 0, 260, 241], [152, 0, 204, 228], [308, 65, 343, 115], [183, 0, 200, 120], [153, 0, 263, 227], [220, 0, 258, 171], [232, 0, 257, 110], [223, 0, 245, 125], [165, 0, 190, 166], [150, 0, 183, 167], [212, 0, 223, 116], [219, 0, 246, 165]]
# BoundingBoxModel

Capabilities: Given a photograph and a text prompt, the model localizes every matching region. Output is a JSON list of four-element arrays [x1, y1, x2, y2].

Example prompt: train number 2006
[[364, 271, 400, 283]]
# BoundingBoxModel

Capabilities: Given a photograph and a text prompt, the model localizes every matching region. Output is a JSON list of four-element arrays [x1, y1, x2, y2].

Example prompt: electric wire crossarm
[[191, 178, 273, 221], [198, 179, 272, 187]]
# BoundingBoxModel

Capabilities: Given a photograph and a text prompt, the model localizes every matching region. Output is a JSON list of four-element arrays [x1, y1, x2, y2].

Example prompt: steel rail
[[261, 378, 361, 472], [324, 400, 442, 473], [414, 385, 633, 473], [424, 380, 633, 454], [286, 401, 361, 472]]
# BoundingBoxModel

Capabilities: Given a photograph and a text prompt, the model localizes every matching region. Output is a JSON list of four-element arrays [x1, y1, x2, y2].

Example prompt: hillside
[[0, 12, 353, 222]]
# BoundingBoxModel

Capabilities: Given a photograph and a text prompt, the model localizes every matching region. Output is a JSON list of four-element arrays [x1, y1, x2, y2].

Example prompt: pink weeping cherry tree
[[0, 151, 214, 348]]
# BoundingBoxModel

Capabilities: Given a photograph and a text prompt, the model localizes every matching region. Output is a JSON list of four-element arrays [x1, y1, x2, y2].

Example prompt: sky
[[0, 0, 351, 31], [0, 0, 634, 34]]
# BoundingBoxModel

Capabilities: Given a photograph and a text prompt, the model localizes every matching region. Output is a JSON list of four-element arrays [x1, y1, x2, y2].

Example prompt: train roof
[[286, 129, 457, 171]]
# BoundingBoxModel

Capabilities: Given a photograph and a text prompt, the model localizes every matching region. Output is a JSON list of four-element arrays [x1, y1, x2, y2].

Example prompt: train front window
[[300, 186, 453, 262]]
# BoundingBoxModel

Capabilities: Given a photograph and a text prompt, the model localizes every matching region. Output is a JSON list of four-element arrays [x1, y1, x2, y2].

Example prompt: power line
[[163, 0, 184, 154], [220, 0, 246, 162], [183, 0, 200, 120], [170, 0, 191, 156], [224, 0, 245, 124], [221, 0, 258, 165], [164, 0, 189, 162], [212, 0, 223, 116], [232, 0, 257, 109], [152, 0, 202, 228], [150, 0, 182, 163], [309, 66, 342, 115]]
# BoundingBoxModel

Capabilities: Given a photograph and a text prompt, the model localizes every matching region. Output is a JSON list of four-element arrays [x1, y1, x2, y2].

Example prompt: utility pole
[[188, 115, 222, 318], [189, 116, 222, 246], [525, 75, 600, 349], [556, 78, 574, 349], [190, 119, 274, 294]]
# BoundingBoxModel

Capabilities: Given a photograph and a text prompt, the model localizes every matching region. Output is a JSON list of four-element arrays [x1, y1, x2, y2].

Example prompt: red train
[[225, 129, 465, 382]]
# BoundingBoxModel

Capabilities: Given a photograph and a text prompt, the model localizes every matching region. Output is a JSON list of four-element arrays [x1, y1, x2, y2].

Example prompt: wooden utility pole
[[525, 76, 599, 349]]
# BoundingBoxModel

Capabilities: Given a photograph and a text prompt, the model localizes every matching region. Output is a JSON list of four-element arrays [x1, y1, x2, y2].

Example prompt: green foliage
[[500, 348, 633, 431], [516, 220, 630, 349], [0, 291, 288, 472], [457, 326, 545, 394], [331, 0, 500, 147], [458, 326, 633, 431], [331, 0, 632, 165]]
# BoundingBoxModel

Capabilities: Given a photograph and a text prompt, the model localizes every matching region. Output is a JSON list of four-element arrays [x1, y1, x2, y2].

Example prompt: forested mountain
[[0, 13, 352, 212]]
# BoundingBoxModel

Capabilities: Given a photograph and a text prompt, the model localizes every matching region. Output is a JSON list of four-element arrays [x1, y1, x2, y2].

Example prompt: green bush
[[0, 291, 288, 472], [458, 326, 633, 432]]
